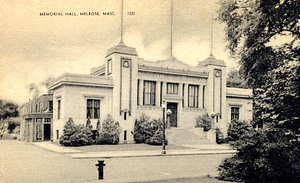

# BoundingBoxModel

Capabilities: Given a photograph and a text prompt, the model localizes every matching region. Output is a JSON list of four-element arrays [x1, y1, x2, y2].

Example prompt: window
[[137, 80, 139, 105], [143, 81, 156, 106], [36, 118, 43, 141], [182, 84, 185, 107], [44, 118, 51, 123], [231, 107, 239, 120], [107, 59, 112, 75], [87, 99, 100, 119], [202, 86, 205, 108], [57, 100, 61, 119], [167, 83, 178, 94], [188, 85, 199, 108], [49, 101, 53, 112], [56, 130, 59, 140]]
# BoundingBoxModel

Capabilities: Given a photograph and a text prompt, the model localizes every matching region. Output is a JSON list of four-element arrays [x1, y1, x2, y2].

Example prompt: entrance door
[[167, 103, 177, 127], [44, 124, 51, 141]]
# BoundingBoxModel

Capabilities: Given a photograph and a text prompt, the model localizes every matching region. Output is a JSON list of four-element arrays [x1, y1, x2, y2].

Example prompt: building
[[20, 94, 53, 142], [48, 42, 253, 144]]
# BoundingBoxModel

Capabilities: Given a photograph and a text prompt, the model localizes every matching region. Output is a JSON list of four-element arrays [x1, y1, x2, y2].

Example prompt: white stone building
[[49, 42, 253, 144]]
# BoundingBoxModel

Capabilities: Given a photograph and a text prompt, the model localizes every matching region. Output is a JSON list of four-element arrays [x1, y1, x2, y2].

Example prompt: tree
[[226, 67, 248, 88], [0, 100, 19, 139], [59, 118, 93, 146], [96, 115, 121, 144], [218, 0, 300, 88], [217, 1, 300, 181], [40, 76, 56, 90]]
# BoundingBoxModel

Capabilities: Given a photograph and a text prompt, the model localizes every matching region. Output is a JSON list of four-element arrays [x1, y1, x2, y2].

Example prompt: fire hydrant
[[95, 160, 106, 180]]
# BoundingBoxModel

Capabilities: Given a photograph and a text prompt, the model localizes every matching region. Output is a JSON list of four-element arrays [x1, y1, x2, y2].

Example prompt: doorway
[[167, 102, 178, 127], [44, 124, 51, 141]]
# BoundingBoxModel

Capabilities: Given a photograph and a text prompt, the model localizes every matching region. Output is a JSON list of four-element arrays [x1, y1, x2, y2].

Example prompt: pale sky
[[0, 0, 236, 105]]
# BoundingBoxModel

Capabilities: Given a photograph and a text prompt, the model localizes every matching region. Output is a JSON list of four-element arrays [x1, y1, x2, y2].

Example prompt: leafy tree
[[195, 113, 212, 131], [96, 115, 121, 144], [40, 76, 56, 90], [0, 100, 19, 139], [226, 67, 248, 88], [217, 0, 300, 182], [218, 0, 300, 88]]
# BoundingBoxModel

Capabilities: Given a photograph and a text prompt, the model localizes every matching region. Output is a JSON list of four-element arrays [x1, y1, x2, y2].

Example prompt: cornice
[[138, 65, 209, 78]]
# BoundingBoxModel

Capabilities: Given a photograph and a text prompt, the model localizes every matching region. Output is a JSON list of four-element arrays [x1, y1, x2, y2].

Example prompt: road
[[0, 140, 232, 183]]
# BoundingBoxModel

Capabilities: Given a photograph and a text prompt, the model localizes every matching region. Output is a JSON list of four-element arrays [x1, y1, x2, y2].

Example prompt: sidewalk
[[32, 141, 236, 159]]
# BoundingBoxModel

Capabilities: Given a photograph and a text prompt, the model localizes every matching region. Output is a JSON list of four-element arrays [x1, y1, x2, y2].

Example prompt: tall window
[[188, 85, 199, 108], [49, 101, 53, 112], [57, 100, 61, 119], [231, 107, 239, 120], [36, 118, 43, 141], [137, 80, 140, 105], [107, 59, 112, 75], [167, 83, 178, 94], [182, 84, 185, 107], [87, 99, 100, 119], [144, 81, 156, 106]]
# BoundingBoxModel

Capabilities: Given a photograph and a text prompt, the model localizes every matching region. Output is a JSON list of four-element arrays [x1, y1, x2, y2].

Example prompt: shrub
[[145, 119, 167, 145], [86, 117, 93, 129], [59, 118, 93, 146], [96, 115, 121, 144], [133, 114, 167, 145], [215, 127, 226, 144], [132, 113, 150, 143], [195, 113, 212, 131], [226, 119, 252, 143], [218, 129, 300, 183]]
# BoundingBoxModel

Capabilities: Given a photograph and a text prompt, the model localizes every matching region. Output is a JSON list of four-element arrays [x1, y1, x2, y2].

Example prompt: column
[[156, 81, 161, 107], [178, 83, 183, 106], [184, 83, 189, 108], [162, 82, 166, 102], [139, 79, 144, 106], [198, 84, 202, 108]]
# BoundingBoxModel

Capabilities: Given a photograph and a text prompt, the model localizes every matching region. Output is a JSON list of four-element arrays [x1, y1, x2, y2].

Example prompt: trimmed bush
[[226, 119, 252, 143], [195, 113, 212, 131], [96, 115, 121, 144], [215, 127, 226, 144], [59, 118, 93, 146], [132, 113, 150, 143], [133, 114, 167, 145]]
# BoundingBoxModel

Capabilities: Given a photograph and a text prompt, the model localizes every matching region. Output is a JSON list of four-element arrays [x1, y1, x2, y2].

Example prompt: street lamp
[[161, 101, 166, 154], [166, 109, 172, 129]]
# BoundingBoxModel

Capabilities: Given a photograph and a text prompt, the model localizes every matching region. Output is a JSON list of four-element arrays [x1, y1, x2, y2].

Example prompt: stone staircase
[[166, 128, 214, 145]]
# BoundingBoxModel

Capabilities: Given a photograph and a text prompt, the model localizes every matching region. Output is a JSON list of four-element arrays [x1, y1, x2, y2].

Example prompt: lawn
[[66, 143, 194, 152], [134, 176, 231, 183]]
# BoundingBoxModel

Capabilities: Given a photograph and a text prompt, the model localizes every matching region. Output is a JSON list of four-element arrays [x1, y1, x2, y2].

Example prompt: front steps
[[166, 128, 215, 145]]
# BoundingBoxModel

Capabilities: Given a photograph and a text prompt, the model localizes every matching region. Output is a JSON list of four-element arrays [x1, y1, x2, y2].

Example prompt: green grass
[[64, 143, 194, 152]]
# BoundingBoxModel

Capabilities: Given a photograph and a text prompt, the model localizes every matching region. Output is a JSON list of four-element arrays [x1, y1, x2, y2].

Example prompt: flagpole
[[170, 0, 173, 58], [120, 0, 124, 43]]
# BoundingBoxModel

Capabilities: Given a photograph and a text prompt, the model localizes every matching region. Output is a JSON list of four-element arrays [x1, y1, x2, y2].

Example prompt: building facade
[[48, 42, 253, 143], [20, 94, 53, 142]]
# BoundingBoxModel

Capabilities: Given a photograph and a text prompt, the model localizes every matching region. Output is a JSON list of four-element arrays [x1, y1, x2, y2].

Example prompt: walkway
[[32, 141, 236, 159]]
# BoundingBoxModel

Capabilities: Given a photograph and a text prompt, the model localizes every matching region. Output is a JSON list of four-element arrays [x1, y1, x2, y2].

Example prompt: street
[[0, 140, 232, 183]]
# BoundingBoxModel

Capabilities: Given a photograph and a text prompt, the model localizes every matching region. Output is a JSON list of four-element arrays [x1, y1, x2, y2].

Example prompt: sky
[[0, 0, 236, 105]]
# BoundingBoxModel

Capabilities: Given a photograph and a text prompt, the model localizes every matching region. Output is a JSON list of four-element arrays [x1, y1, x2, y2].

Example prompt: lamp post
[[161, 101, 166, 154], [166, 109, 172, 129]]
